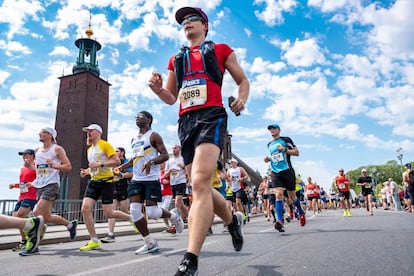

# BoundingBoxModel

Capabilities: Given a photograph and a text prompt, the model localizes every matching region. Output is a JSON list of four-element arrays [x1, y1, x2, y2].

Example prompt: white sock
[[23, 219, 34, 231], [108, 232, 114, 236], [143, 234, 153, 243], [91, 237, 99, 242]]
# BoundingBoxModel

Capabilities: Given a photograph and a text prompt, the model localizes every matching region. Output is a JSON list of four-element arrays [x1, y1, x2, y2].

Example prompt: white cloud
[[0, 0, 45, 39], [307, 0, 350, 12], [0, 40, 32, 56], [0, 70, 11, 86], [254, 0, 297, 26], [49, 46, 71, 56], [281, 37, 327, 67]]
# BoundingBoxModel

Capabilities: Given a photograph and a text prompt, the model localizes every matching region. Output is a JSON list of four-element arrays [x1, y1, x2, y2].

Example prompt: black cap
[[175, 7, 208, 24], [18, 149, 35, 155]]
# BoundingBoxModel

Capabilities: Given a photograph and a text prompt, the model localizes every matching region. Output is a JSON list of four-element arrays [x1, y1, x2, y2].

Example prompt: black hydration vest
[[174, 41, 224, 91]]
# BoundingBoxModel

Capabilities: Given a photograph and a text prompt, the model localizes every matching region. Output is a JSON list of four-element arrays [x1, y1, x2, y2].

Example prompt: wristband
[[155, 87, 163, 95]]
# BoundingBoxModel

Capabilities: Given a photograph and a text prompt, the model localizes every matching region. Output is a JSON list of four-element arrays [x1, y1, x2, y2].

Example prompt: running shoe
[[170, 208, 184, 233], [129, 216, 140, 233], [175, 258, 199, 276], [227, 211, 243, 252], [134, 241, 160, 255], [346, 210, 352, 217], [289, 210, 294, 220], [12, 240, 27, 252], [19, 247, 40, 256], [299, 214, 306, 227], [23, 216, 44, 253], [343, 210, 347, 217], [80, 240, 101, 251], [101, 234, 116, 243], [68, 220, 77, 240], [274, 221, 285, 233], [294, 208, 299, 219]]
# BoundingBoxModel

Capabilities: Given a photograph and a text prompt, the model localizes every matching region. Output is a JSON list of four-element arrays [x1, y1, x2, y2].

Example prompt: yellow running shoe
[[80, 240, 101, 251], [343, 210, 347, 217], [346, 210, 352, 217]]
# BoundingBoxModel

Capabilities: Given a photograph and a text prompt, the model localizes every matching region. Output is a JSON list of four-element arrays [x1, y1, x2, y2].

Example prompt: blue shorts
[[13, 199, 37, 212], [128, 180, 162, 203]]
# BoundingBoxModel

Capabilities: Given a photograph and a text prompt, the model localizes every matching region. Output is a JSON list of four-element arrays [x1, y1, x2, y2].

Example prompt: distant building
[[55, 24, 111, 199]]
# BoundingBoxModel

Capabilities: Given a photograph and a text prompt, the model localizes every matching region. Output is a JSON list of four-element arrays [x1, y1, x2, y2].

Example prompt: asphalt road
[[1, 208, 413, 276]]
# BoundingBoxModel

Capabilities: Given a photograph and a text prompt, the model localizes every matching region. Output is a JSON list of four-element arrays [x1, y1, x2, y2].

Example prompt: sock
[[275, 200, 284, 222], [67, 222, 72, 230], [294, 198, 304, 215], [143, 234, 153, 244], [184, 252, 198, 267], [91, 237, 99, 242], [23, 219, 34, 231], [170, 210, 177, 220], [108, 232, 114, 236], [270, 209, 276, 219]]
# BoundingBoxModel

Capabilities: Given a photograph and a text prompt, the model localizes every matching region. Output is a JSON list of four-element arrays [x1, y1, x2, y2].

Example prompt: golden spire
[[85, 12, 93, 38]]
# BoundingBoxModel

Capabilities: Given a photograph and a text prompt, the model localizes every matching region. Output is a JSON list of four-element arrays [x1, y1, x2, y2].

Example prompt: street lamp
[[397, 147, 403, 174]]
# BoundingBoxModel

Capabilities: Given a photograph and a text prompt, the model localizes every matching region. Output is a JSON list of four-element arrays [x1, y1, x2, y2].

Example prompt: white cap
[[41, 127, 57, 141], [82, 124, 102, 134], [230, 158, 238, 163], [361, 168, 367, 173]]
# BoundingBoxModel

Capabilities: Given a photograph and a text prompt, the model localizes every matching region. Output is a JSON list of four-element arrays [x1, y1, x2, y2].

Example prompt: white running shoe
[[134, 241, 160, 255], [169, 208, 184, 233]]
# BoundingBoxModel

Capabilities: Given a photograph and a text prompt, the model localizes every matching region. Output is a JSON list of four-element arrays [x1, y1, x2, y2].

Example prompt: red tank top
[[336, 175, 349, 192]]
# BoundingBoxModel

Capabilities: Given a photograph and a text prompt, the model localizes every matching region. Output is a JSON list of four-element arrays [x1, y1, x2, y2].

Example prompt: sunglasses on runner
[[181, 15, 204, 26]]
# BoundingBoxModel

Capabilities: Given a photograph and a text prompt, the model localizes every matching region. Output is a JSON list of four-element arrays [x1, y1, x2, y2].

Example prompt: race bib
[[20, 182, 28, 193], [36, 164, 49, 177], [179, 78, 207, 109], [132, 141, 145, 158], [365, 184, 371, 188], [170, 170, 179, 177], [338, 183, 345, 189], [271, 152, 284, 163]]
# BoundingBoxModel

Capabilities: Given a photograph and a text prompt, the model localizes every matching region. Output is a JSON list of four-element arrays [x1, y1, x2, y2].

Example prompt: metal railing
[[0, 199, 105, 223]]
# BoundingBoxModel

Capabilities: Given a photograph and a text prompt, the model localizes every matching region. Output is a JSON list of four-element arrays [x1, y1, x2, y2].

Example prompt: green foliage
[[330, 160, 407, 193]]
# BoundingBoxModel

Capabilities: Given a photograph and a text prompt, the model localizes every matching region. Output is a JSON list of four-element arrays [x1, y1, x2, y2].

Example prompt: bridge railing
[[0, 199, 105, 223]]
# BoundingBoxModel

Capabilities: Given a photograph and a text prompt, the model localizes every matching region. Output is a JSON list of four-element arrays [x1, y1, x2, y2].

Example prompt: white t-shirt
[[166, 156, 186, 186]]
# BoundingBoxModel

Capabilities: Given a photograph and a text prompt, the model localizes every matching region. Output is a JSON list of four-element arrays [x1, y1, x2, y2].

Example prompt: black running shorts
[[178, 106, 227, 165]]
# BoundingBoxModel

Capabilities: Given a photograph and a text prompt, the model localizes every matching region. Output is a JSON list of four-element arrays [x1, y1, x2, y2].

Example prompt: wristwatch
[[150, 160, 155, 166]]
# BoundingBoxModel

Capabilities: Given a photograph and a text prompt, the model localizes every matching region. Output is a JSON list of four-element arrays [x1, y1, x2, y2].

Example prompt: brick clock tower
[[55, 25, 111, 199]]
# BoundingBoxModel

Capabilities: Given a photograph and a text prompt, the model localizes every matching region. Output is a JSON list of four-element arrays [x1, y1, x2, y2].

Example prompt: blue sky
[[1, 0, 413, 200]]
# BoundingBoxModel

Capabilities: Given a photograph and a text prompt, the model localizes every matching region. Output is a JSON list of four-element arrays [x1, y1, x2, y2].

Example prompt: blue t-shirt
[[267, 136, 295, 173]]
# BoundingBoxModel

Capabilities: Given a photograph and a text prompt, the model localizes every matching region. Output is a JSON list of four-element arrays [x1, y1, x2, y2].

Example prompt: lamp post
[[371, 166, 377, 184], [397, 147, 403, 175]]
